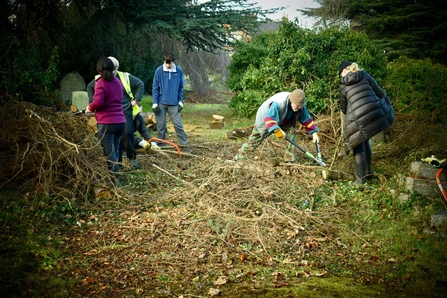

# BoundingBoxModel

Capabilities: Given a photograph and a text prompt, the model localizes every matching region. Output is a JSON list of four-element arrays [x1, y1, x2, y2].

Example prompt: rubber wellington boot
[[364, 141, 373, 179], [353, 152, 367, 185]]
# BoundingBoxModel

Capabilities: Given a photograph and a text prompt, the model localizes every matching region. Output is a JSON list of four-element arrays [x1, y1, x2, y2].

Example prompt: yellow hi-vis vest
[[116, 71, 133, 100], [116, 72, 141, 117]]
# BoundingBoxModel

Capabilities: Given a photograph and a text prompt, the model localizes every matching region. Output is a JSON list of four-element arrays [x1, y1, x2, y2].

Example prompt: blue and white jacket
[[152, 63, 184, 106], [255, 92, 318, 136]]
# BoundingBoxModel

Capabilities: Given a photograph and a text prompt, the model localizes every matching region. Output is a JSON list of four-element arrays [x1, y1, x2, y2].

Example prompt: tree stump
[[210, 114, 224, 129]]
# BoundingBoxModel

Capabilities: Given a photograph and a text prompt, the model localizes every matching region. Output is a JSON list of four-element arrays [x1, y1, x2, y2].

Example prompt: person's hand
[[312, 133, 320, 143], [131, 100, 137, 106], [274, 128, 286, 140], [152, 103, 160, 114], [178, 102, 184, 113], [85, 106, 92, 113]]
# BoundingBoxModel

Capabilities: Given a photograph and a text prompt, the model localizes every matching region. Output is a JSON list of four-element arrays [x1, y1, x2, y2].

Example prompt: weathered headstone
[[72, 91, 89, 110], [60, 72, 86, 105], [431, 210, 447, 228], [400, 161, 446, 200], [427, 209, 447, 237]]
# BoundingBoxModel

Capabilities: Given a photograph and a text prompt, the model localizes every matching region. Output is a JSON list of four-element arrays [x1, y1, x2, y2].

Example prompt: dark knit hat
[[338, 60, 352, 76], [289, 89, 305, 107]]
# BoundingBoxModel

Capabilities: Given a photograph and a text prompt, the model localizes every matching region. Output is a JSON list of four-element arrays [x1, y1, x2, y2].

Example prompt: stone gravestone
[[60, 72, 86, 106], [400, 161, 446, 199], [72, 91, 89, 111]]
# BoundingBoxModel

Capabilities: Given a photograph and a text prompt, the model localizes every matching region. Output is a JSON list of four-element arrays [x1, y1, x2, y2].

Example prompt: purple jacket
[[89, 77, 125, 124]]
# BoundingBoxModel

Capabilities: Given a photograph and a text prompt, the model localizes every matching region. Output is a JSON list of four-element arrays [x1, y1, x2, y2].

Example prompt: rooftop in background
[[249, 0, 320, 28]]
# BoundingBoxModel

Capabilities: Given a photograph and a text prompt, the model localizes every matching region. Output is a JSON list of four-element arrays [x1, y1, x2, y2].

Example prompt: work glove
[[138, 140, 151, 150], [152, 103, 160, 114], [312, 133, 320, 143], [150, 142, 160, 151], [274, 128, 286, 140], [178, 102, 184, 113]]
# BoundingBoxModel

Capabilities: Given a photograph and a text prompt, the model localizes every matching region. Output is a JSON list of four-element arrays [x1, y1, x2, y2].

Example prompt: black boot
[[354, 152, 367, 185], [364, 141, 373, 180]]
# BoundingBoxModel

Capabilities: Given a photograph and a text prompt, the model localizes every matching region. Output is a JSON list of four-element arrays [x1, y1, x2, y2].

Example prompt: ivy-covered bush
[[385, 57, 447, 123], [227, 22, 387, 117]]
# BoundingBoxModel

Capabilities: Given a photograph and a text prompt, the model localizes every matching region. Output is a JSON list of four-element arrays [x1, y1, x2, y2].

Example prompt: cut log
[[141, 112, 157, 130], [93, 185, 111, 199], [209, 114, 225, 129], [322, 169, 354, 181], [212, 115, 225, 122], [142, 112, 156, 125], [87, 116, 97, 133], [70, 104, 78, 112]]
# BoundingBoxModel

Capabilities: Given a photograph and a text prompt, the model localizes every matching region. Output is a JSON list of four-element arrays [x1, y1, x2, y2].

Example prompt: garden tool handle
[[436, 167, 447, 203], [284, 136, 326, 167], [315, 140, 322, 159], [261, 130, 274, 140]]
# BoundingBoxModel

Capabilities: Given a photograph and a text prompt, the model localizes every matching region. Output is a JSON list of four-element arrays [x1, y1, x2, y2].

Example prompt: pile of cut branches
[[0, 100, 112, 199]]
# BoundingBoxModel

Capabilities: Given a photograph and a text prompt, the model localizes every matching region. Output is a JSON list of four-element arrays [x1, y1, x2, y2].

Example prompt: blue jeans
[[154, 103, 189, 146], [97, 123, 125, 173]]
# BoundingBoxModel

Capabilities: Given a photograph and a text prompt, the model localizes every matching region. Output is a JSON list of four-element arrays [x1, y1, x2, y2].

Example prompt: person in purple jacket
[[86, 57, 126, 183]]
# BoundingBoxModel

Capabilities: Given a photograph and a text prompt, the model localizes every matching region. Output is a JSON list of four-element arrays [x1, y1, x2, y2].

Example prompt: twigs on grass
[[151, 163, 194, 187]]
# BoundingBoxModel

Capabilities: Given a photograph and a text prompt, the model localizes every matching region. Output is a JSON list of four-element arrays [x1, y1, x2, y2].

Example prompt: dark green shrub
[[385, 57, 447, 123], [227, 22, 387, 117], [1, 41, 61, 106]]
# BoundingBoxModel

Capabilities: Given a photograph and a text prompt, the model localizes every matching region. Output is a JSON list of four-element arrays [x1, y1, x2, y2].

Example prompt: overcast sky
[[249, 0, 320, 28]]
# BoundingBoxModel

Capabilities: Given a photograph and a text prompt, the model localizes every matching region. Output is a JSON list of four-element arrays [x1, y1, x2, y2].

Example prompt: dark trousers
[[120, 110, 135, 161], [134, 113, 152, 140], [97, 123, 125, 173]]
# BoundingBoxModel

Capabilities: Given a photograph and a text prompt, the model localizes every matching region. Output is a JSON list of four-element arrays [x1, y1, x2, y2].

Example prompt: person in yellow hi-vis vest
[[87, 56, 145, 168]]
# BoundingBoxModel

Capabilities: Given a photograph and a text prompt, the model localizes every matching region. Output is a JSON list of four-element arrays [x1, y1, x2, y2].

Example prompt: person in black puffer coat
[[338, 61, 394, 185]]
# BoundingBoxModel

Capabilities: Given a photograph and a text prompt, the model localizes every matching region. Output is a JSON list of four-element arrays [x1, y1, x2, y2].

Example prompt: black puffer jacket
[[339, 70, 394, 155]]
